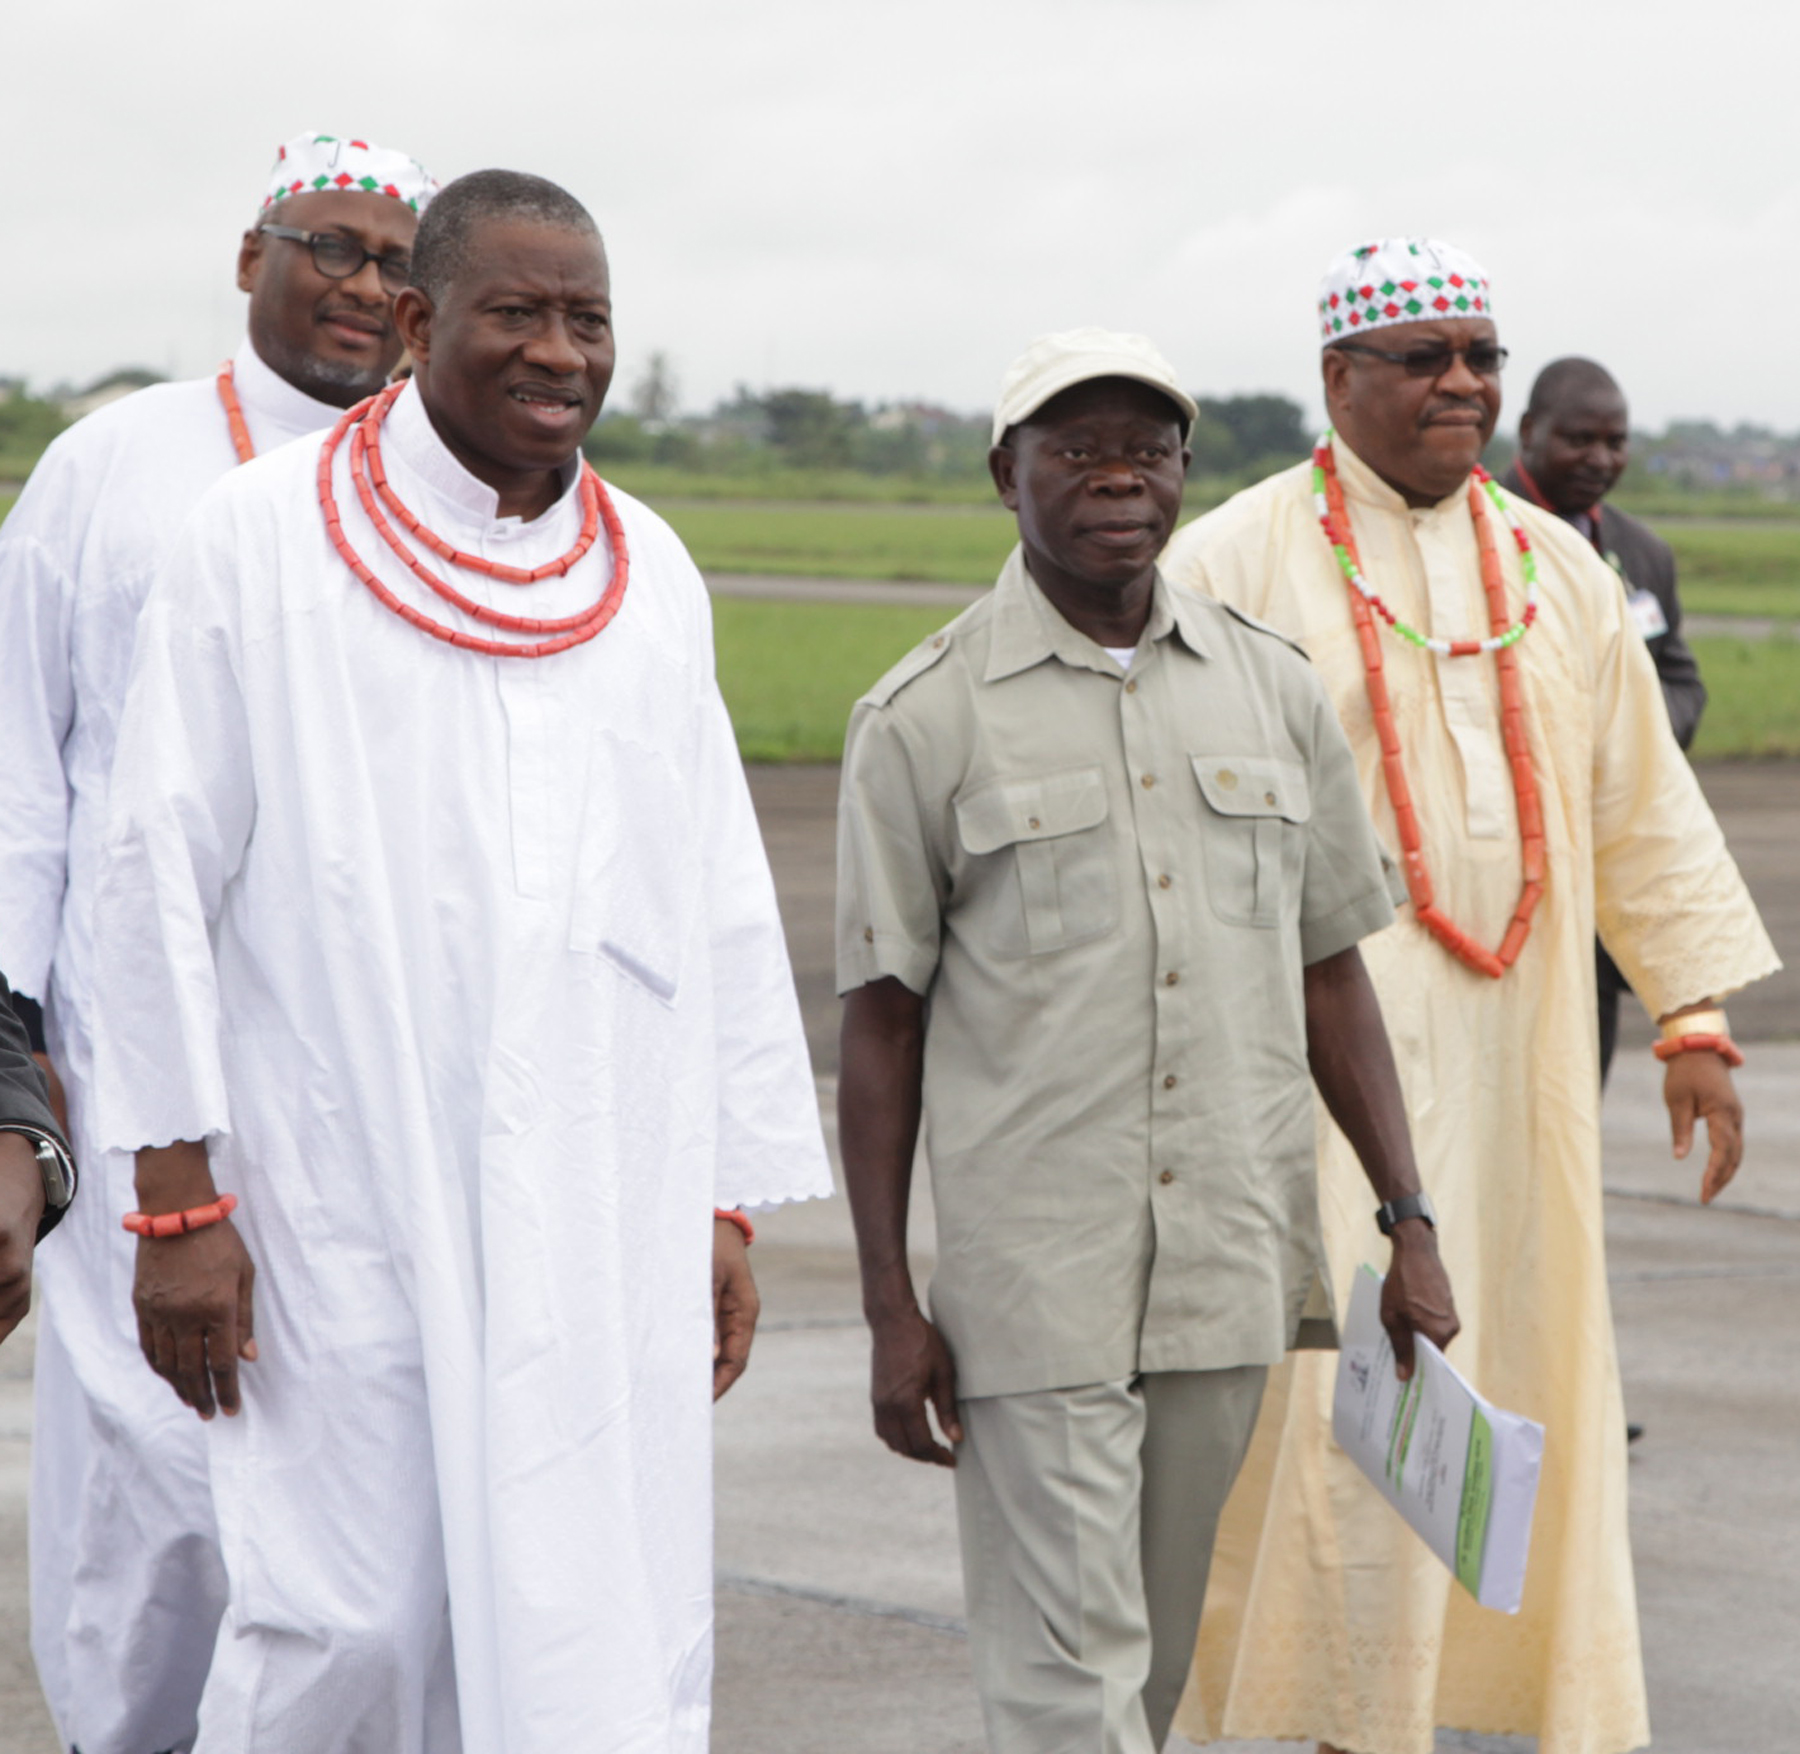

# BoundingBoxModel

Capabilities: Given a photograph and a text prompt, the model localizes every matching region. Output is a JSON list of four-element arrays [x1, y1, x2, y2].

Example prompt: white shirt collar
[[231, 338, 344, 443], [380, 379, 582, 530]]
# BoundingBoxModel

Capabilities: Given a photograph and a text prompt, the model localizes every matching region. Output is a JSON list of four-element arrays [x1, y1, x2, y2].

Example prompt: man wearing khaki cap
[[835, 329, 1459, 1752]]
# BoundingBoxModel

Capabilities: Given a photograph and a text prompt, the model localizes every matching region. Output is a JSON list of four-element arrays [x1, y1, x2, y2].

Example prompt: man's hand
[[1665, 1052, 1744, 1204], [134, 1222, 257, 1419], [132, 1139, 256, 1419], [869, 1302, 961, 1468], [0, 1134, 47, 1344], [713, 1216, 760, 1401], [1380, 1220, 1460, 1382]]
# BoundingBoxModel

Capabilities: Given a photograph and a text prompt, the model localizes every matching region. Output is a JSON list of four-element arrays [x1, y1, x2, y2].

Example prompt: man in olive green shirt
[[835, 330, 1459, 1754]]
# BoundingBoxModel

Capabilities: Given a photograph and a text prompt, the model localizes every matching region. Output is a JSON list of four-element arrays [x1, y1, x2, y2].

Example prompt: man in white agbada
[[1162, 239, 1778, 1754], [0, 128, 433, 1754], [89, 169, 831, 1752]]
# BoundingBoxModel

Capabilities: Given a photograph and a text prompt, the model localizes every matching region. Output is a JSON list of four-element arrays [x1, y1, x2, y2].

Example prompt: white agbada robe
[[90, 382, 832, 1754], [0, 341, 341, 1753]]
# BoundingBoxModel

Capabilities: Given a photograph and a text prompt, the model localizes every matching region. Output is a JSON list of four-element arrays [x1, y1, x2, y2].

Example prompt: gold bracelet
[[1660, 1008, 1727, 1042]]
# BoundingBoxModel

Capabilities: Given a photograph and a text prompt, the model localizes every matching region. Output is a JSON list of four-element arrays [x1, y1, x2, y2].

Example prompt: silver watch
[[0, 1126, 75, 1214]]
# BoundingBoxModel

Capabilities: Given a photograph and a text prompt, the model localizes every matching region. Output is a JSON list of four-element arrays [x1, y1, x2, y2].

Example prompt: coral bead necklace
[[215, 362, 257, 465], [316, 383, 628, 659], [1314, 432, 1545, 979]]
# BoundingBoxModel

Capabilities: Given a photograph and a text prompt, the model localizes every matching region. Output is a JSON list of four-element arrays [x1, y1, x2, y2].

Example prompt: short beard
[[256, 329, 390, 409]]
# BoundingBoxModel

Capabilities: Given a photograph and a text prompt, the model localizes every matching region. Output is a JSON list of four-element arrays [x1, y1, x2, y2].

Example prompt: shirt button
[[863, 926, 874, 943], [1163, 1074, 1177, 1090], [1124, 679, 1138, 695], [1157, 874, 1172, 889], [1265, 790, 1278, 807], [1216, 768, 1238, 790], [1027, 816, 1041, 830], [1164, 971, 1179, 987], [1141, 773, 1156, 789], [1159, 1169, 1175, 1185], [932, 635, 946, 648]]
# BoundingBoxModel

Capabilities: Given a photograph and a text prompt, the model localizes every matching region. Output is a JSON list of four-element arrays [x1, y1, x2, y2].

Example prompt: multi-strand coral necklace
[[316, 382, 627, 659], [1312, 432, 1545, 979]]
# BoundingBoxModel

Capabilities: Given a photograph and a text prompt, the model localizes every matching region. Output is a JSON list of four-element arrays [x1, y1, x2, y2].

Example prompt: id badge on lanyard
[[1604, 549, 1670, 641]]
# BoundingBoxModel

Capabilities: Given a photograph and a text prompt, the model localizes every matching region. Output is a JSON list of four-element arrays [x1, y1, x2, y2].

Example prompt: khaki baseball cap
[[991, 327, 1198, 444]]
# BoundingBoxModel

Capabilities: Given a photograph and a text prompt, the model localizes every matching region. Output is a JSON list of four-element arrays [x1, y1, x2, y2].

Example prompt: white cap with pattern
[[262, 130, 438, 215], [992, 328, 1197, 445], [1317, 238, 1492, 345]]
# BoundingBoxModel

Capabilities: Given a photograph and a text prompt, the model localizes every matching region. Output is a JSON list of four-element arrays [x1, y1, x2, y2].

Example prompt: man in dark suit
[[1502, 357, 1707, 1079], [0, 971, 75, 1344]]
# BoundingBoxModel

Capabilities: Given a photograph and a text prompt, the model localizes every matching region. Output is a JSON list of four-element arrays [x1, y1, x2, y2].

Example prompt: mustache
[[1420, 395, 1487, 424], [316, 291, 392, 326]]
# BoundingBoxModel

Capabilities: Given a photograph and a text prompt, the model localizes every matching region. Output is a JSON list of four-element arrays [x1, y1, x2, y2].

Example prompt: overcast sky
[[7, 0, 1794, 433]]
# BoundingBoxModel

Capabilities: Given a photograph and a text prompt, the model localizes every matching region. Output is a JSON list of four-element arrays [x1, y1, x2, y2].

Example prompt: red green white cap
[[262, 130, 438, 215], [992, 328, 1197, 445], [1318, 238, 1492, 344]]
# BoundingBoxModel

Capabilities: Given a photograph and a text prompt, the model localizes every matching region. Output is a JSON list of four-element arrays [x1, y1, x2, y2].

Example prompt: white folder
[[1332, 1265, 1545, 1613]]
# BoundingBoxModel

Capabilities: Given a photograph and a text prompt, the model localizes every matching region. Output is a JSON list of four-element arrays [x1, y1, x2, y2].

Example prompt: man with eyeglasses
[[1161, 238, 1776, 1754], [0, 127, 433, 1754]]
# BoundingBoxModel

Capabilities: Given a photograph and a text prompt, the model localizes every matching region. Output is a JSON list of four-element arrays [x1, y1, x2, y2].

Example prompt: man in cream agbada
[[1162, 238, 1777, 1754]]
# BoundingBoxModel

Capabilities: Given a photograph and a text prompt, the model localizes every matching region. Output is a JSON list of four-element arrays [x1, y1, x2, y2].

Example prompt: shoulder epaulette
[[864, 626, 956, 706], [1216, 599, 1311, 661]]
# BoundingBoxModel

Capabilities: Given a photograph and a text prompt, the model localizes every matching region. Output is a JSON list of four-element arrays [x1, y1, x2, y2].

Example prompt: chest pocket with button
[[952, 766, 1118, 957], [1190, 755, 1311, 928]]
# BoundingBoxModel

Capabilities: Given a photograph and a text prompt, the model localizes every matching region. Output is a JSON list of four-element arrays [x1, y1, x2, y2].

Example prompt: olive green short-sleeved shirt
[[837, 551, 1397, 1398]]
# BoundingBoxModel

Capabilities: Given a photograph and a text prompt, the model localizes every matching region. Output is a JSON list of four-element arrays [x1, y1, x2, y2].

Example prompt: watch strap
[[1376, 1191, 1436, 1235]]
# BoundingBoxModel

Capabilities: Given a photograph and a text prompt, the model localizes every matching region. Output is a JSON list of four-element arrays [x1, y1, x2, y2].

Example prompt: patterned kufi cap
[[261, 130, 438, 215], [1317, 238, 1492, 345]]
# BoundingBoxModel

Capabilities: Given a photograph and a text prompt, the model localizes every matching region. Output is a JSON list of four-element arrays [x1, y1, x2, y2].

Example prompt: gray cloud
[[7, 0, 1794, 430]]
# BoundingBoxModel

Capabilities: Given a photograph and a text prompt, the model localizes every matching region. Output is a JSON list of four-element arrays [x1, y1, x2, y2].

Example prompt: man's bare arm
[[1304, 945, 1459, 1378], [132, 1139, 257, 1420], [839, 977, 961, 1467]]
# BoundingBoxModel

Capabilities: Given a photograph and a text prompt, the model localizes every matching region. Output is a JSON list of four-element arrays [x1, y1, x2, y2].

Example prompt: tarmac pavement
[[0, 761, 1792, 1752]]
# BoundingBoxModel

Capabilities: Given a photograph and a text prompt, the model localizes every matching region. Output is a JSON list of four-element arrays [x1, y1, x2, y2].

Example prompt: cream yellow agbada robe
[[1161, 437, 1778, 1754]]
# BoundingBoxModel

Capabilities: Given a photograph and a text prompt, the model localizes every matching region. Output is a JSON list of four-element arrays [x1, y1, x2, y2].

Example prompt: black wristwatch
[[1375, 1192, 1436, 1236]]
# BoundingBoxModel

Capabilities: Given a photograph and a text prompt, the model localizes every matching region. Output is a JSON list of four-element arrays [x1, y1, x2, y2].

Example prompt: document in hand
[[1332, 1265, 1545, 1613]]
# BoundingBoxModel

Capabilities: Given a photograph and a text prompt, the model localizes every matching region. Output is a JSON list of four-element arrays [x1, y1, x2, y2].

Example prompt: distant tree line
[[11, 357, 1800, 504], [0, 385, 72, 474], [584, 356, 1317, 483]]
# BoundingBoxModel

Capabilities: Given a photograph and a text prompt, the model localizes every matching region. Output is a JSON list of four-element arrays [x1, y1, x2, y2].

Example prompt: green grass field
[[649, 497, 1800, 621], [1659, 525, 1800, 619], [1689, 635, 1800, 757], [8, 477, 1794, 758], [711, 600, 1800, 763], [713, 597, 954, 761], [656, 499, 1016, 585], [11, 474, 1800, 619]]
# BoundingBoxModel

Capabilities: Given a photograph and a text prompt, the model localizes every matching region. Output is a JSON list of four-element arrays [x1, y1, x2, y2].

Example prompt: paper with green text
[[1332, 1265, 1545, 1613]]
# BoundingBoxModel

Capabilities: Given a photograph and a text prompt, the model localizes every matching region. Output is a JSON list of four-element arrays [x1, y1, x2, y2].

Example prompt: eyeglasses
[[1333, 340, 1510, 379], [258, 225, 412, 294]]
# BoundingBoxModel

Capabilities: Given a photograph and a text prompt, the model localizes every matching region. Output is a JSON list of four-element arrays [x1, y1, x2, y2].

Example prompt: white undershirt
[[1102, 646, 1137, 671]]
